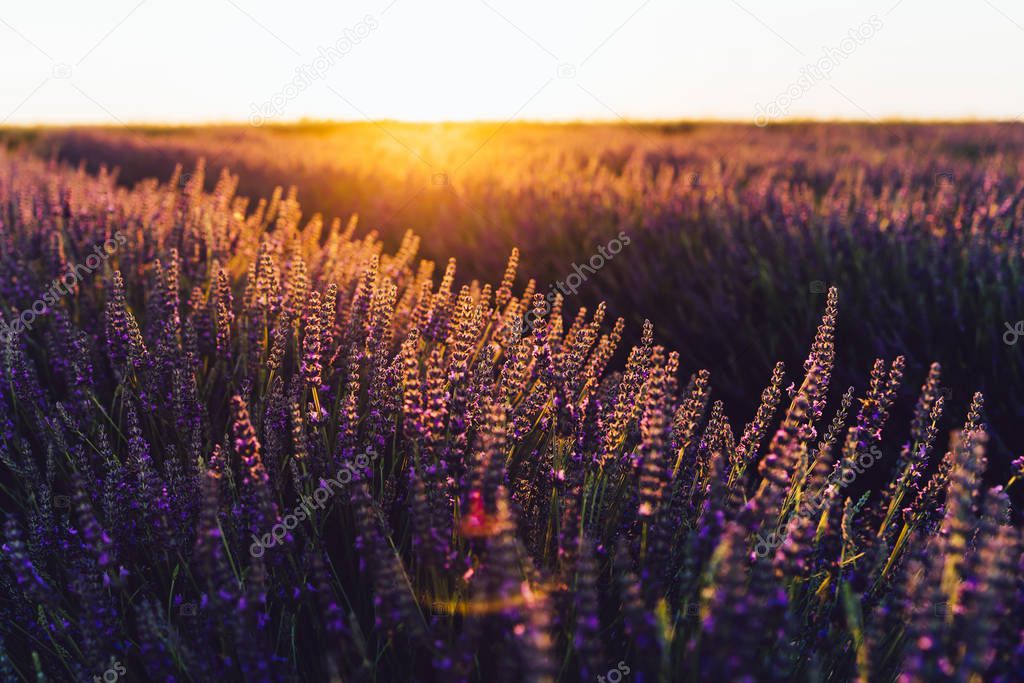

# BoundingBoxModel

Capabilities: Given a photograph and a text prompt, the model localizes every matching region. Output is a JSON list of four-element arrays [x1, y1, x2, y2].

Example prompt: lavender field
[[28, 123, 1024, 461], [0, 123, 1021, 682]]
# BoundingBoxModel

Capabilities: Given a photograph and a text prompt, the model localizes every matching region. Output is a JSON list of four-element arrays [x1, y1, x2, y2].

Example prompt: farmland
[[0, 122, 1021, 681]]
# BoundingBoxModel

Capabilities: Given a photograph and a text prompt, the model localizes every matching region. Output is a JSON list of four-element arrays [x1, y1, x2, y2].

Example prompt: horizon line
[[2, 116, 1024, 130]]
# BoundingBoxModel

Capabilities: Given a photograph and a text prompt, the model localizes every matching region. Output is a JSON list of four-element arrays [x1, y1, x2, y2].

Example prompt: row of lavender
[[31, 123, 1024, 462], [0, 151, 1021, 681]]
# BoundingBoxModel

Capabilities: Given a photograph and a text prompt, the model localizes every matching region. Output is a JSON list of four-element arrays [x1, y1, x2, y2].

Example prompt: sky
[[1, 0, 1023, 125]]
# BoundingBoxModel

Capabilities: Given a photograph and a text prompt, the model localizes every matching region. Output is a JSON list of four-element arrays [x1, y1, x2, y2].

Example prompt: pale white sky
[[1, 0, 1022, 125]]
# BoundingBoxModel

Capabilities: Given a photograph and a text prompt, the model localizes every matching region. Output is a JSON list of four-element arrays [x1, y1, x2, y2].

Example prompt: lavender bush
[[0, 149, 1020, 682]]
